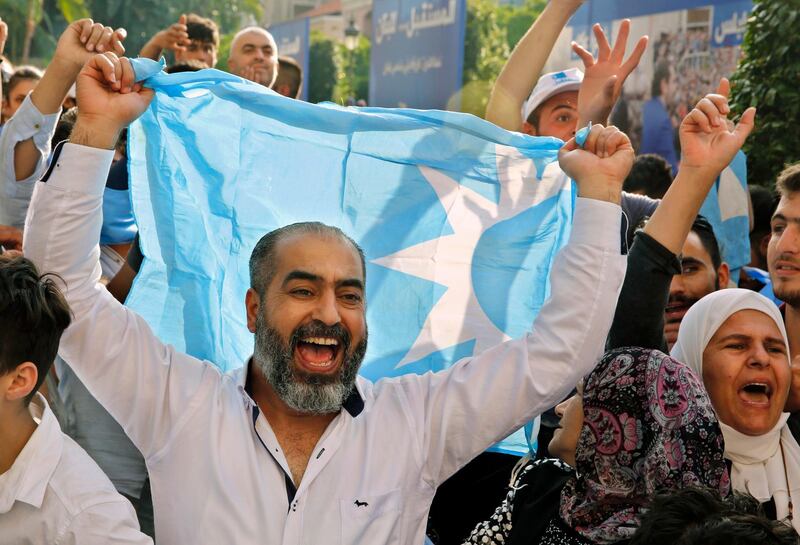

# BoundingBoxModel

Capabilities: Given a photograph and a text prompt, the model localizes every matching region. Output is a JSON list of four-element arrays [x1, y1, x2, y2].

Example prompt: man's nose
[[313, 290, 341, 326], [777, 224, 800, 254], [669, 274, 685, 296]]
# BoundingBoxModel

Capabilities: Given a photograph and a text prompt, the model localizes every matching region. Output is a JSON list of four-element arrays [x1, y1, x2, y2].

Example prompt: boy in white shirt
[[0, 255, 151, 544]]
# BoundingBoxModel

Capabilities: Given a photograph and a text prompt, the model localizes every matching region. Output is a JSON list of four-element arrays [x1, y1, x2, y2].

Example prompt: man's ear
[[274, 83, 291, 97], [717, 261, 731, 289], [245, 288, 260, 333], [521, 121, 537, 136], [4, 362, 38, 402]]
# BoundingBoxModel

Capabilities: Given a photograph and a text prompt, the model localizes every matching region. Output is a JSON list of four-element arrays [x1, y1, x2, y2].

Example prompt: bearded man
[[22, 52, 630, 544]]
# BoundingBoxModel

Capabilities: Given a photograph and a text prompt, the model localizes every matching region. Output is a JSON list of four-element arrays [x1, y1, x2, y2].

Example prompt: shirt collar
[[0, 394, 63, 512], [235, 357, 366, 418]]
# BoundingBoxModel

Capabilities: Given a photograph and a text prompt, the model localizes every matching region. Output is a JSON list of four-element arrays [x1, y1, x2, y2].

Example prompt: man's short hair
[[651, 60, 671, 98], [623, 154, 674, 199], [165, 60, 207, 74], [4, 65, 43, 99], [631, 487, 797, 545], [525, 108, 542, 131], [691, 215, 722, 271], [186, 13, 220, 47], [274, 56, 303, 99], [749, 185, 777, 238], [51, 106, 78, 148], [249, 222, 366, 297], [0, 257, 71, 403], [775, 163, 800, 199]]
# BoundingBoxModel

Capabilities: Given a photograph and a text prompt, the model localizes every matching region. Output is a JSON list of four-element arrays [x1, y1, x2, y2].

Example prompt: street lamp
[[344, 17, 360, 51]]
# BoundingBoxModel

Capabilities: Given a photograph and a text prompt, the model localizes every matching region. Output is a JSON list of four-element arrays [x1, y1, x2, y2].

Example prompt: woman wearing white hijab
[[671, 288, 800, 530]]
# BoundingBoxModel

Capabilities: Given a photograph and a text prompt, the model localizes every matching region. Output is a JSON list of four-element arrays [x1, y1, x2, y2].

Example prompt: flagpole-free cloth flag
[[126, 58, 575, 455]]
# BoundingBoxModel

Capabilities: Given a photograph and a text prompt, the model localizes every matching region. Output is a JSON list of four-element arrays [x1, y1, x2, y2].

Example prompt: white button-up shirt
[[24, 143, 626, 545], [0, 93, 59, 228], [0, 394, 151, 544]]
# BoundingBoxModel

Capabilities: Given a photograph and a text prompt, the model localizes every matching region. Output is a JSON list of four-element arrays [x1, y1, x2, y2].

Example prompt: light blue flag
[[699, 150, 750, 283], [126, 59, 574, 455]]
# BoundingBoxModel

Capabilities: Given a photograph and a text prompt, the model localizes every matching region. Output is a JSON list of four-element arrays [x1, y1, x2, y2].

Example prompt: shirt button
[[34, 123, 40, 129]]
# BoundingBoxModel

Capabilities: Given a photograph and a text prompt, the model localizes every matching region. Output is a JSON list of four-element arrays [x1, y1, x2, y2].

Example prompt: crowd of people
[[0, 0, 798, 543]]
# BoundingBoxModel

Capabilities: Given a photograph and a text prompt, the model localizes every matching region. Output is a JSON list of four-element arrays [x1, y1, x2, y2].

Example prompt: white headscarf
[[671, 288, 800, 530]]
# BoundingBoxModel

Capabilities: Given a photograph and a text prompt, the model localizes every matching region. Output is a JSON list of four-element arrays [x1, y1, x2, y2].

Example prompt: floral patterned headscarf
[[558, 347, 730, 544]]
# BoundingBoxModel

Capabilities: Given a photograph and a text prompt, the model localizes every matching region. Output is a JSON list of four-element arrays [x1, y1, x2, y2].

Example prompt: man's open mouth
[[295, 336, 342, 371]]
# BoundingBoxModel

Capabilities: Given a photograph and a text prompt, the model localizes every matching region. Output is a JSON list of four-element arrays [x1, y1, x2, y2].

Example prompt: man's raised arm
[[23, 53, 217, 460], [406, 125, 632, 486]]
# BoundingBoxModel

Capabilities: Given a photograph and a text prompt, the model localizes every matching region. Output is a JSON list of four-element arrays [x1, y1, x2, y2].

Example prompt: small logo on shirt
[[354, 500, 369, 508]]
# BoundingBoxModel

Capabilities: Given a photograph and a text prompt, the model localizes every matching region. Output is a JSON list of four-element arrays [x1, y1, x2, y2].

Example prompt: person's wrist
[[576, 176, 622, 205], [551, 0, 584, 14], [678, 161, 726, 182], [71, 116, 122, 150], [48, 54, 83, 78]]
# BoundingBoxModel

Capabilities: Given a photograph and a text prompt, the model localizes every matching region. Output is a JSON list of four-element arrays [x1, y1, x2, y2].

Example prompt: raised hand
[[54, 19, 126, 72], [154, 15, 190, 53], [0, 17, 8, 56], [71, 53, 154, 150], [559, 124, 634, 204], [239, 64, 274, 86], [679, 78, 756, 175], [573, 20, 648, 126]]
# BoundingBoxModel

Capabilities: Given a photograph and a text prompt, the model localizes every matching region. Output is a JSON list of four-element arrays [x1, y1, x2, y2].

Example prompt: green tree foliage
[[730, 0, 800, 186], [459, 0, 543, 116], [7, 0, 261, 66], [308, 30, 336, 103], [496, 0, 546, 50], [334, 35, 369, 103]]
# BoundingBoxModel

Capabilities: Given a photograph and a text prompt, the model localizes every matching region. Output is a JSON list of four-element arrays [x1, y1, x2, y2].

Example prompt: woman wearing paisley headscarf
[[464, 347, 729, 545]]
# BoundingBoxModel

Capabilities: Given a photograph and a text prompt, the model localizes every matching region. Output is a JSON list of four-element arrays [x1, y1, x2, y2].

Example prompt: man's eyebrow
[[551, 104, 576, 113], [679, 256, 705, 266], [337, 278, 364, 291], [772, 213, 800, 224], [282, 270, 321, 286]]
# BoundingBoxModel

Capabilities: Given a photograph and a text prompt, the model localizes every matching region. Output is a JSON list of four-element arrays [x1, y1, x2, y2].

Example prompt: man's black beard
[[774, 286, 800, 308], [254, 314, 367, 414]]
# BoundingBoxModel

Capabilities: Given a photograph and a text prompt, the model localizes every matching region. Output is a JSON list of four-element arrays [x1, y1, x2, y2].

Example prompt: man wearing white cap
[[520, 67, 584, 142]]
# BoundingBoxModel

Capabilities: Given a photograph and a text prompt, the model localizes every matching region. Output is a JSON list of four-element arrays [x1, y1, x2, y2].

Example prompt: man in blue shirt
[[641, 61, 679, 176]]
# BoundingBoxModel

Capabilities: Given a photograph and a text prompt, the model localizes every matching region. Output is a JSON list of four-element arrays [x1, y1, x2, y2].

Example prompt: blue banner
[[126, 60, 573, 454], [711, 2, 752, 48], [370, 0, 466, 109], [268, 18, 310, 101], [570, 0, 752, 23]]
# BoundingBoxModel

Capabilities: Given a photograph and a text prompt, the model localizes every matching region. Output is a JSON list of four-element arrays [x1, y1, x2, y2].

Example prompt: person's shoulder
[[621, 191, 659, 218], [46, 434, 131, 518], [514, 457, 573, 485]]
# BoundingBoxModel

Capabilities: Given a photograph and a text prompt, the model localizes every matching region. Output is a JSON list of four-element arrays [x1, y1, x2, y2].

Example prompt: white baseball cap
[[521, 68, 584, 123]]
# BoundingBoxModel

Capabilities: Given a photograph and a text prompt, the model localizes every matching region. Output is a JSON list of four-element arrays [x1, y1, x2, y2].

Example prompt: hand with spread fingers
[[679, 78, 756, 176], [559, 124, 634, 205], [71, 53, 155, 151], [573, 20, 648, 127]]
